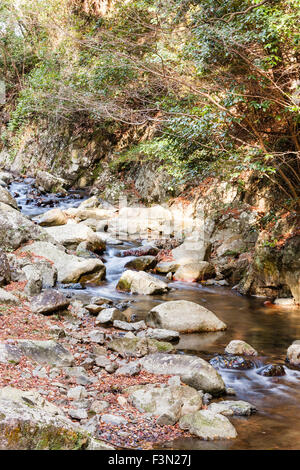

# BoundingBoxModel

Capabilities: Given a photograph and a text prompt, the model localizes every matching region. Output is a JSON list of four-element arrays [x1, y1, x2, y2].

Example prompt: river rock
[[257, 364, 286, 377], [23, 264, 42, 295], [124, 256, 157, 271], [140, 353, 226, 395], [156, 261, 180, 274], [20, 242, 106, 284], [208, 400, 256, 416], [171, 239, 210, 266], [113, 320, 146, 331], [38, 208, 67, 227], [0, 203, 53, 251], [173, 262, 215, 282], [125, 383, 202, 425], [95, 308, 126, 325], [115, 362, 141, 376], [286, 343, 300, 366], [0, 387, 89, 449], [35, 171, 67, 193], [0, 186, 18, 209], [44, 223, 105, 251], [225, 340, 258, 356], [0, 249, 11, 286], [179, 409, 237, 440], [137, 328, 180, 342], [146, 300, 226, 333], [0, 288, 18, 305], [0, 340, 74, 366], [117, 270, 169, 295], [108, 337, 174, 358], [31, 289, 70, 314], [210, 355, 255, 370], [8, 254, 58, 289]]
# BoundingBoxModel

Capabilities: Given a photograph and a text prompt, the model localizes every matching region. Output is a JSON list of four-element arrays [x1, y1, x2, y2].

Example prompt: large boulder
[[31, 290, 70, 315], [173, 262, 215, 282], [0, 387, 89, 449], [0, 249, 11, 286], [0, 186, 18, 209], [140, 353, 226, 395], [179, 409, 237, 440], [146, 300, 226, 333], [125, 383, 202, 425], [20, 242, 105, 284], [38, 208, 67, 227], [156, 261, 180, 274], [0, 203, 52, 251], [0, 340, 74, 366], [44, 223, 105, 251], [116, 270, 169, 295]]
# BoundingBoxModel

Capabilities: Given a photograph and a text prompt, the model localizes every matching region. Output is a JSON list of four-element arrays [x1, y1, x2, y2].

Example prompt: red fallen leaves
[[0, 297, 194, 449], [4, 281, 27, 292], [156, 249, 173, 263]]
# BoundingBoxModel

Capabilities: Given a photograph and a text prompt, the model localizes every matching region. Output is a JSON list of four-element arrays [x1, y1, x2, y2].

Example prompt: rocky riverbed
[[0, 172, 299, 450]]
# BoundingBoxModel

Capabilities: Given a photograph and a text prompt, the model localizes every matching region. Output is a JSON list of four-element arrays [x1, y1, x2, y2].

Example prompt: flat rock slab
[[137, 328, 180, 342], [0, 340, 74, 366], [117, 270, 169, 295], [208, 400, 256, 416], [20, 241, 105, 284], [31, 289, 70, 314], [140, 353, 226, 395], [179, 409, 237, 440], [108, 337, 174, 358], [147, 300, 226, 333]]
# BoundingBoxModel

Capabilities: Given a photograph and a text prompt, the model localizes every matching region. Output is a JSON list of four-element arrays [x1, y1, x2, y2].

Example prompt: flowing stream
[[9, 179, 300, 450]]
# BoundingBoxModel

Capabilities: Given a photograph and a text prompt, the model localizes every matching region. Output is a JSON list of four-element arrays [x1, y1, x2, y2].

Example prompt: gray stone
[[0, 387, 89, 449], [20, 241, 105, 284], [117, 270, 169, 295], [0, 340, 74, 366], [31, 289, 70, 314], [113, 320, 146, 331], [225, 340, 258, 356], [95, 308, 126, 325], [0, 288, 18, 305], [100, 414, 128, 426], [179, 409, 237, 440], [0, 249, 11, 287], [147, 300, 226, 333], [140, 353, 226, 395], [208, 400, 256, 416]]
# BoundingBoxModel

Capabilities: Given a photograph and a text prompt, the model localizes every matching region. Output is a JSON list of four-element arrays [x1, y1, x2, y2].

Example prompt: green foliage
[[1, 0, 299, 201]]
